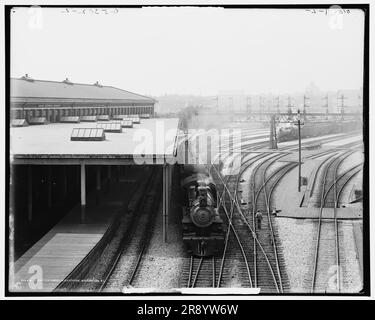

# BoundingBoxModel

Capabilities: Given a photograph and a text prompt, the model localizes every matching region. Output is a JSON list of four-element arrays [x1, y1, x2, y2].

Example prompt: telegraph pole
[[296, 109, 303, 192], [275, 96, 280, 115], [269, 114, 278, 149], [322, 94, 329, 119], [229, 96, 233, 110], [259, 96, 263, 120], [303, 95, 310, 122], [286, 96, 293, 120], [292, 109, 305, 192], [338, 94, 347, 120], [247, 96, 252, 115]]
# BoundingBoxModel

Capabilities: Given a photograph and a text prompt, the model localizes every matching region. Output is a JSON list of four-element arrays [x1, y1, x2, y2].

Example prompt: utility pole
[[267, 98, 271, 114], [338, 94, 347, 120], [303, 95, 310, 122], [229, 96, 232, 109], [322, 94, 329, 120], [274, 115, 278, 148], [269, 114, 278, 149], [247, 96, 252, 115], [259, 96, 263, 120], [286, 96, 293, 120], [275, 96, 280, 115], [296, 109, 303, 192]]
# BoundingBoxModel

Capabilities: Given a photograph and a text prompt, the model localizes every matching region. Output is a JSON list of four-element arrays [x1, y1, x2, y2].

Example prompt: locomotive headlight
[[190, 206, 214, 228]]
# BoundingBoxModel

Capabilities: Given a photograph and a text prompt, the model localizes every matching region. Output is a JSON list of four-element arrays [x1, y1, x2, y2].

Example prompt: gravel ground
[[131, 200, 186, 289], [131, 167, 186, 290], [274, 217, 315, 293], [275, 218, 362, 293], [338, 220, 362, 293]]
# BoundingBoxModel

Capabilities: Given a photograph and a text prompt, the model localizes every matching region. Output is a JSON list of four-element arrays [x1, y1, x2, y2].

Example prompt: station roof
[[11, 118, 180, 164], [10, 76, 156, 105]]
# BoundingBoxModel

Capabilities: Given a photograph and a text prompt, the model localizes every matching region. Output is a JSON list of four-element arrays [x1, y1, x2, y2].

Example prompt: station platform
[[275, 206, 362, 219], [10, 177, 139, 292], [273, 158, 363, 220]]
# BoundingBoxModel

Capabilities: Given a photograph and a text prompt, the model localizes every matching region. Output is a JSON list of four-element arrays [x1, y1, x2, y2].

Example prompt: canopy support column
[[163, 163, 171, 243], [96, 166, 101, 205], [62, 166, 67, 198], [80, 164, 86, 223], [27, 166, 32, 222], [47, 166, 52, 208]]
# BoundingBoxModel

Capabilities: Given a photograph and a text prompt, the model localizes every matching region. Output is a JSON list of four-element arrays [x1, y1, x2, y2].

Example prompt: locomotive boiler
[[181, 165, 224, 257]]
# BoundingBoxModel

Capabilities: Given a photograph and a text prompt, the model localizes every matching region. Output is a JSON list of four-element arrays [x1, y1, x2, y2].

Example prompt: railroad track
[[185, 133, 335, 290], [215, 153, 264, 288], [308, 140, 363, 160], [183, 256, 219, 288], [99, 168, 162, 291], [215, 152, 292, 291], [336, 166, 362, 207], [181, 152, 269, 288], [182, 130, 361, 291], [228, 132, 362, 159], [244, 152, 296, 293], [55, 167, 154, 292], [310, 150, 362, 293]]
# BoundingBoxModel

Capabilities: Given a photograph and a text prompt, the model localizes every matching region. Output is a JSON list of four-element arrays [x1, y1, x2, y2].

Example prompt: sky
[[10, 6, 365, 96]]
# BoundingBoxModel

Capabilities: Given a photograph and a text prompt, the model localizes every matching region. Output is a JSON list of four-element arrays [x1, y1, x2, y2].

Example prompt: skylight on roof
[[29, 117, 47, 125], [96, 123, 122, 133], [71, 128, 105, 141], [81, 116, 98, 122], [60, 116, 80, 123], [97, 115, 110, 121], [121, 120, 133, 128], [112, 114, 128, 120], [11, 119, 29, 127]]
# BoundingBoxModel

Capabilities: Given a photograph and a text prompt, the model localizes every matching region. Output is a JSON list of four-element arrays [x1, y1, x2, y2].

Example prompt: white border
[[1, 0, 373, 301]]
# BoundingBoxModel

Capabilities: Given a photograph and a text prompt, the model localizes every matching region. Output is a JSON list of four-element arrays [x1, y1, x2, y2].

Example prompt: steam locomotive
[[181, 165, 224, 257]]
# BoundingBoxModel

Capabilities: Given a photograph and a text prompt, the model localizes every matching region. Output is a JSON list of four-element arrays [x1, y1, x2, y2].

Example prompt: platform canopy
[[11, 118, 180, 165]]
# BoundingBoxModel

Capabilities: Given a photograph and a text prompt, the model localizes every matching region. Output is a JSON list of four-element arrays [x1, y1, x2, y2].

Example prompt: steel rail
[[211, 164, 280, 292], [99, 169, 158, 291], [310, 150, 355, 292]]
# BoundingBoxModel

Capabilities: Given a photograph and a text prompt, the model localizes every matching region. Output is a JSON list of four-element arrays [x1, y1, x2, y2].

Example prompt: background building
[[10, 75, 156, 122]]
